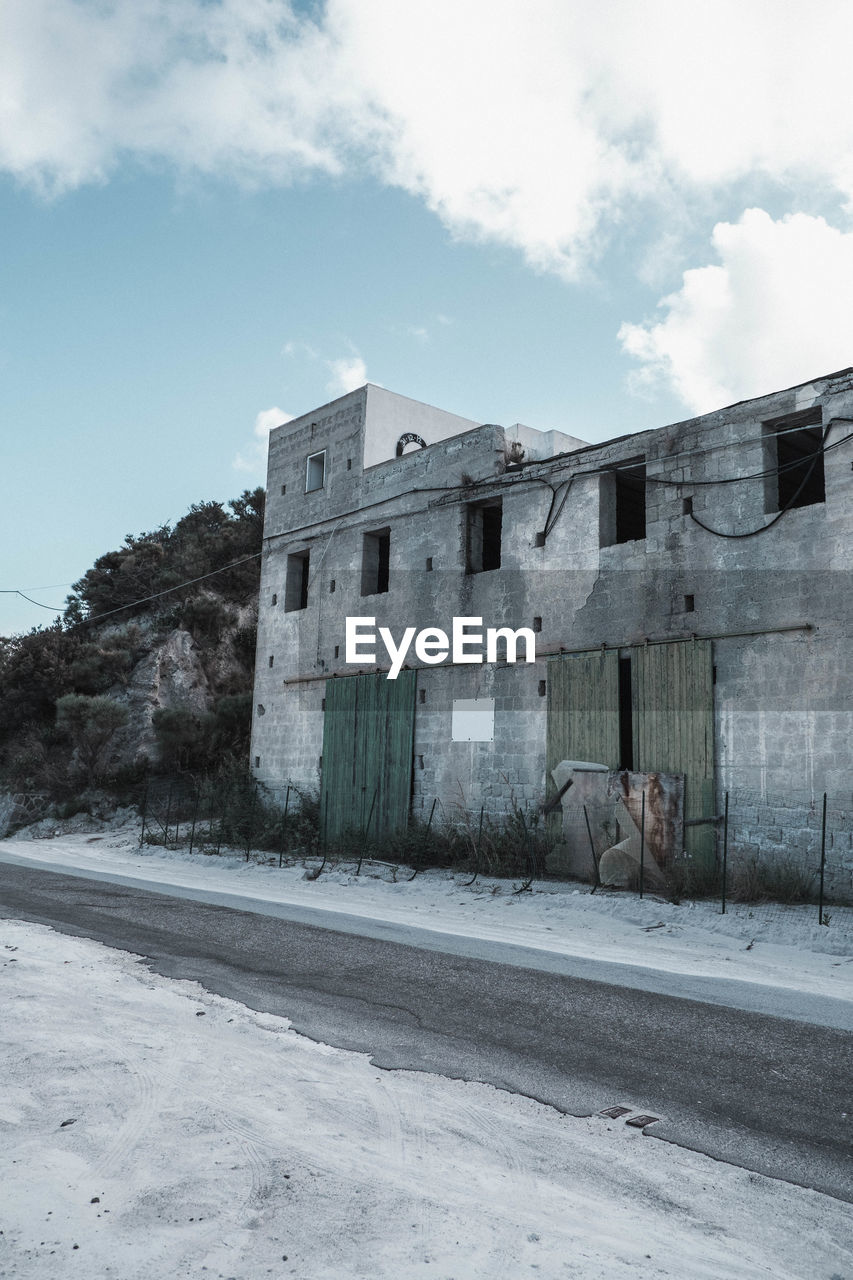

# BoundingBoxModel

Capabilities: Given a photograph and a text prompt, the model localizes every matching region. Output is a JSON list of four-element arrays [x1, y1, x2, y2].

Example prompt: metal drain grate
[[625, 1114, 660, 1128], [598, 1106, 632, 1119]]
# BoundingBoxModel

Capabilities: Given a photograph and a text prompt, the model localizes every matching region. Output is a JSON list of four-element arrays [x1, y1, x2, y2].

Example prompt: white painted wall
[[362, 385, 481, 469]]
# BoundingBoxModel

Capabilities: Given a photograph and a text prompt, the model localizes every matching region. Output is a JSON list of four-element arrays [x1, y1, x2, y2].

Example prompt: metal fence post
[[188, 782, 200, 857], [356, 786, 378, 876], [639, 789, 646, 900], [583, 804, 600, 891], [245, 781, 257, 862], [819, 791, 827, 925], [215, 781, 227, 856], [279, 784, 291, 869], [139, 779, 149, 849], [163, 782, 174, 849], [721, 791, 729, 915], [465, 806, 484, 888]]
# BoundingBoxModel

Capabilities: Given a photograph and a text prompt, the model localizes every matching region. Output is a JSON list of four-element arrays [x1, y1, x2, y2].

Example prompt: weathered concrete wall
[[252, 375, 853, 888]]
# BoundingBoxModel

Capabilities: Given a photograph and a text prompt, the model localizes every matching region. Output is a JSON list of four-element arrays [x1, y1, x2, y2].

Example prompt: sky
[[3, 0, 853, 635]]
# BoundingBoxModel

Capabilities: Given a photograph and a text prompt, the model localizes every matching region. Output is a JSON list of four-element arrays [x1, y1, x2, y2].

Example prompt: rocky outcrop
[[92, 599, 256, 771]]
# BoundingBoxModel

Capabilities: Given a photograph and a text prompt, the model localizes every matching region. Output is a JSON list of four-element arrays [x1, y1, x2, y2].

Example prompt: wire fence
[[135, 773, 853, 925]]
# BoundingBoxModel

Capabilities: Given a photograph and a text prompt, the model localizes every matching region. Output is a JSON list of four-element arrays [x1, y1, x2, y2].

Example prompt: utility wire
[[0, 590, 68, 612], [688, 423, 832, 538], [68, 552, 263, 628]]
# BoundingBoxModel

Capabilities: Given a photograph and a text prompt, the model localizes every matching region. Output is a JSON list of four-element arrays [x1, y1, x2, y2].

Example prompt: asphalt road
[[2, 860, 851, 1203]]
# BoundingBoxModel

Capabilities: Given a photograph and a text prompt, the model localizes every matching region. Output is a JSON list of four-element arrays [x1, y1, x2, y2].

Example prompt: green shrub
[[56, 693, 129, 785]]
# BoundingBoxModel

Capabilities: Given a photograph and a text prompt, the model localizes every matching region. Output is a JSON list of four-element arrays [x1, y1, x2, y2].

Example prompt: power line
[[0, 590, 67, 612], [72, 552, 263, 627]]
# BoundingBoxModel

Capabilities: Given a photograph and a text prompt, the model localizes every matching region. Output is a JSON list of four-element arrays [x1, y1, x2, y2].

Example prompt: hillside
[[0, 489, 264, 819]]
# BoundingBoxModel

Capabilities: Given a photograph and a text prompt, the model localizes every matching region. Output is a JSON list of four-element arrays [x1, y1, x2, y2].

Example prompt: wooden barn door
[[632, 640, 715, 862], [320, 670, 417, 843]]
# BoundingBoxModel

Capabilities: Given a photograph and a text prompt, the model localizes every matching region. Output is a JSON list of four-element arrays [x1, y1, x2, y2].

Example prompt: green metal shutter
[[546, 650, 620, 788], [632, 640, 715, 862], [320, 670, 417, 843]]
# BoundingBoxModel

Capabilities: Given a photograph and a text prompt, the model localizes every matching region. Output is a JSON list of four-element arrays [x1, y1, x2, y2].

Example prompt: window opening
[[285, 551, 310, 611], [466, 500, 502, 573], [615, 460, 646, 543], [764, 410, 825, 511], [306, 450, 326, 492], [601, 457, 646, 546], [361, 528, 390, 595]]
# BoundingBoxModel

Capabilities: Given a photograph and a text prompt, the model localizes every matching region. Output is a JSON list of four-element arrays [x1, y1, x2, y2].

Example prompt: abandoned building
[[250, 373, 852, 889]]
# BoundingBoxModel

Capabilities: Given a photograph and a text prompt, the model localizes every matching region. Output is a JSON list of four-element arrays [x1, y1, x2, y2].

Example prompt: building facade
[[251, 376, 852, 888]]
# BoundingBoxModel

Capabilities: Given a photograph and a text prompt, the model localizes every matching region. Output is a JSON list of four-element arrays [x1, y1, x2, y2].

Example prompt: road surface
[[2, 859, 850, 1203]]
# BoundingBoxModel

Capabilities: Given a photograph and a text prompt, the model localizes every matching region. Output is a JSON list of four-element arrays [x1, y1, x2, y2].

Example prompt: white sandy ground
[[2, 918, 853, 1280], [1, 826, 852, 1007]]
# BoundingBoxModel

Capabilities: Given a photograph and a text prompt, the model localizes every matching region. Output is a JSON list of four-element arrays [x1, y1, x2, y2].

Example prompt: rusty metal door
[[320, 670, 416, 843], [632, 640, 715, 862]]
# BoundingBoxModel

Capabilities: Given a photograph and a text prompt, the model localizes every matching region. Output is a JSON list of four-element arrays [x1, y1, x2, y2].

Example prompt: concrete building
[[251, 374, 852, 890]]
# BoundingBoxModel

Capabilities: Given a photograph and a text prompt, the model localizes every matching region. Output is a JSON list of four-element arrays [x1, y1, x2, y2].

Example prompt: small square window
[[334, 644, 340, 659], [533, 617, 542, 633], [268, 654, 275, 667], [682, 496, 693, 516], [306, 450, 326, 493], [271, 593, 277, 606], [426, 556, 433, 572], [329, 579, 336, 593], [684, 594, 695, 613], [280, 483, 287, 495]]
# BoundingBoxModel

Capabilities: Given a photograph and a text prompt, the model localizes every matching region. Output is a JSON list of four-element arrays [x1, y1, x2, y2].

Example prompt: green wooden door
[[320, 670, 417, 843], [546, 650, 620, 793], [632, 640, 715, 863]]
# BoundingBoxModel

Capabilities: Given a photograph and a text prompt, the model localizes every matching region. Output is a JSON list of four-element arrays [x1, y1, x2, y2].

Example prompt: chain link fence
[[134, 773, 853, 924]]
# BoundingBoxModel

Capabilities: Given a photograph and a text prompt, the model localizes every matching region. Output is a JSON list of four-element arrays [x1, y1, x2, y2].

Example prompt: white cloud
[[618, 210, 853, 414], [6, 1, 853, 278], [325, 355, 367, 396], [282, 341, 319, 360], [234, 405, 292, 473]]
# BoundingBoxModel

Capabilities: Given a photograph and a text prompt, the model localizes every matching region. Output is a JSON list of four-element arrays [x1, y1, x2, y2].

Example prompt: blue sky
[[3, 0, 853, 635]]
